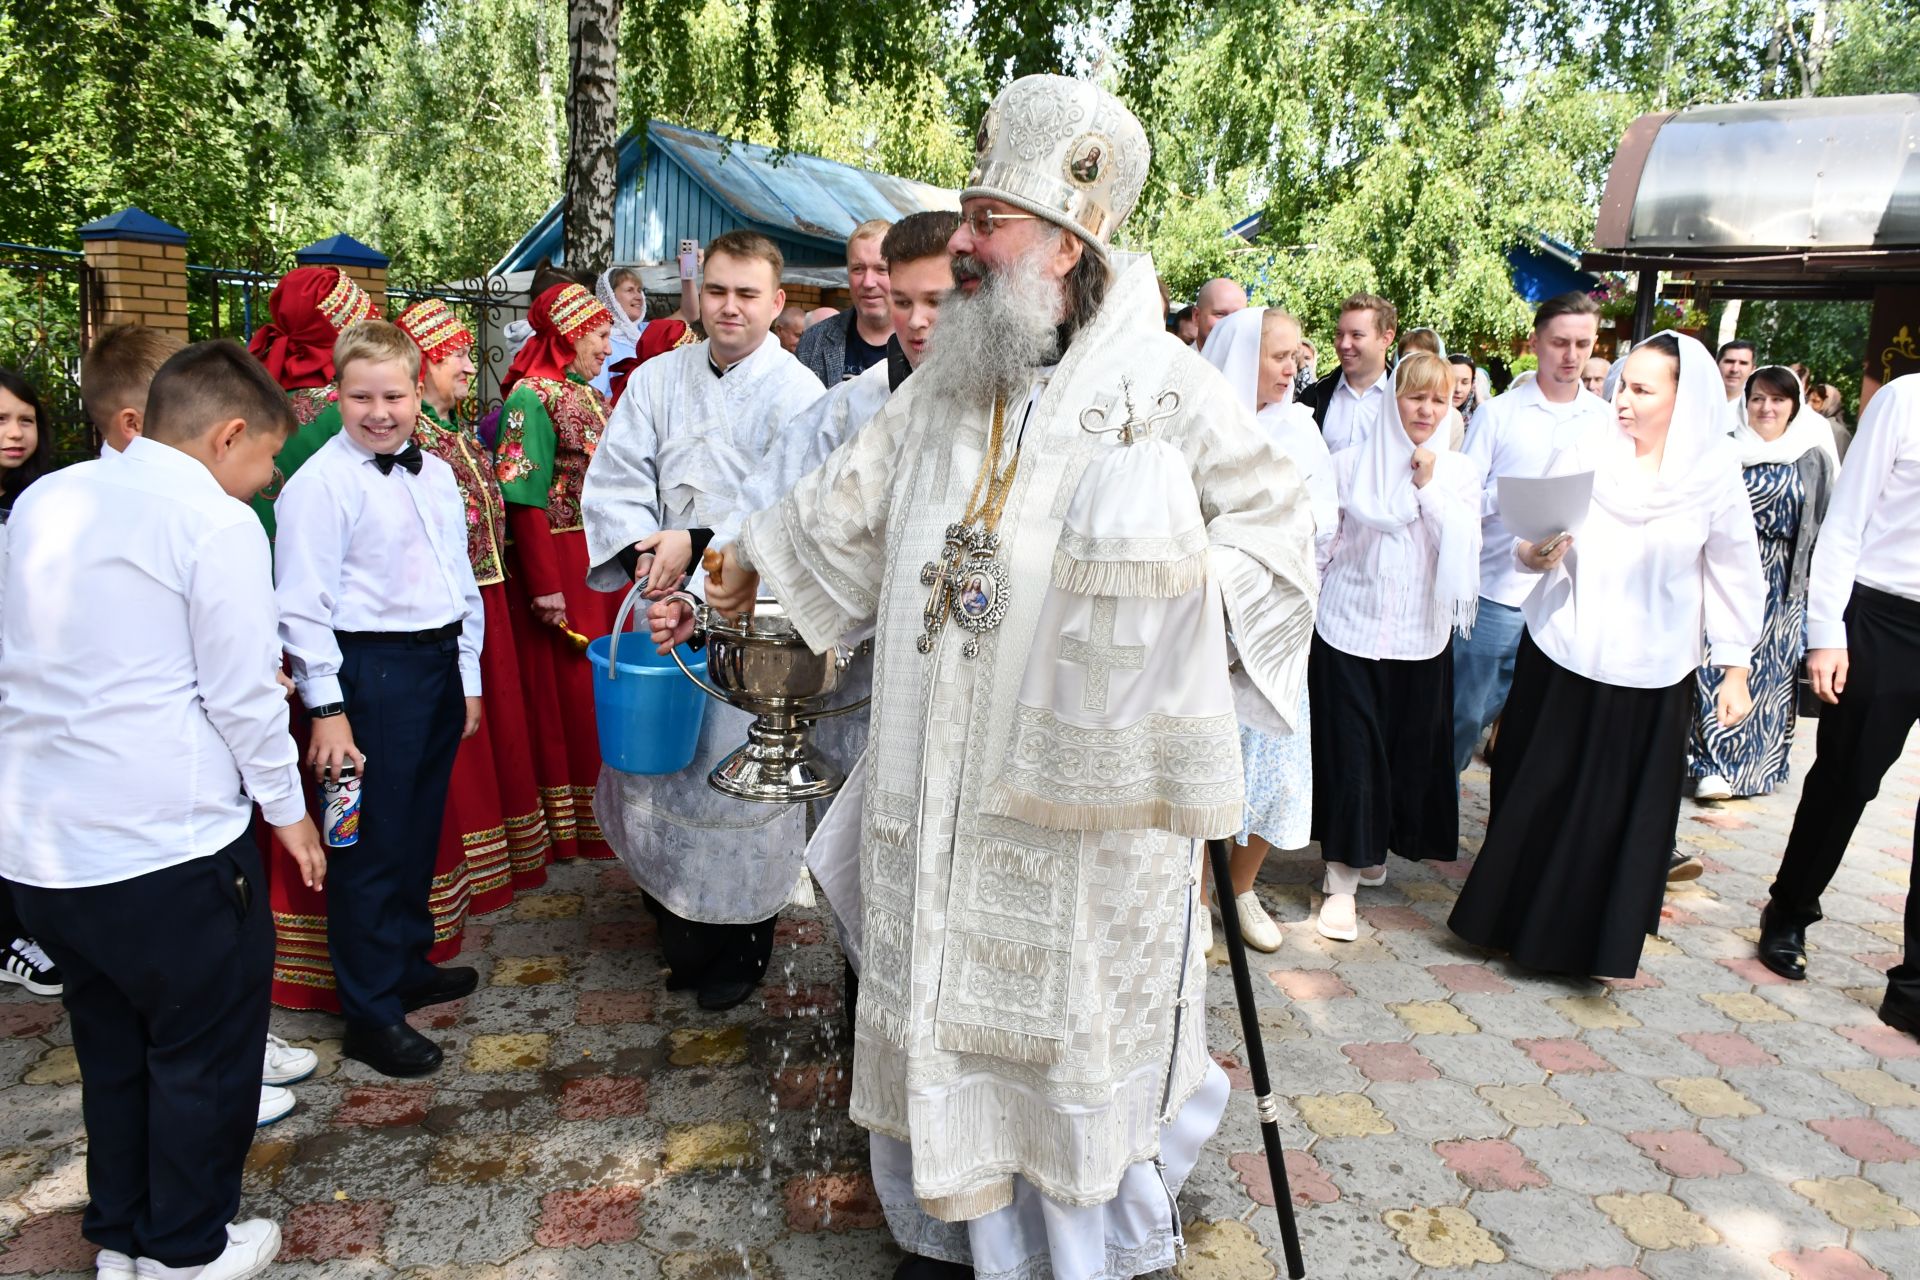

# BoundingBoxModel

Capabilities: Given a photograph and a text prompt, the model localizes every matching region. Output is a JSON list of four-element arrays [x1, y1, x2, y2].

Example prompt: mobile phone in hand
[[678, 239, 699, 278]]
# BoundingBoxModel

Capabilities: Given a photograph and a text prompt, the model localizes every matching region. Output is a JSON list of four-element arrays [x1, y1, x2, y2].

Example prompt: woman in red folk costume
[[245, 265, 378, 539], [494, 283, 620, 859]]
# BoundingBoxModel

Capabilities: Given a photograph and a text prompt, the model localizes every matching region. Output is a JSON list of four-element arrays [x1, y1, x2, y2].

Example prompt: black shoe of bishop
[[402, 965, 479, 1013], [1756, 905, 1808, 982], [892, 1255, 974, 1280], [696, 976, 760, 1012], [343, 1022, 444, 1078]]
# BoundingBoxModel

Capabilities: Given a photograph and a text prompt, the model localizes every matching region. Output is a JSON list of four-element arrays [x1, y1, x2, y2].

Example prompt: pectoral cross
[[918, 523, 971, 654], [1059, 597, 1144, 713]]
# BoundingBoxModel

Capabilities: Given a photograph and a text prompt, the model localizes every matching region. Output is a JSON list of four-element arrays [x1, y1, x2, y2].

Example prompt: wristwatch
[[308, 702, 347, 719]]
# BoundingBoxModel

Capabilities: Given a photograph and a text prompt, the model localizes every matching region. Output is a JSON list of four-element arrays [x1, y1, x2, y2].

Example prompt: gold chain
[[958, 396, 1023, 532]]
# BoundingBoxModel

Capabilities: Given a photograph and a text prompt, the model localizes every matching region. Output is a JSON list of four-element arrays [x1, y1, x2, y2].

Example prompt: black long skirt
[[1447, 630, 1692, 979], [1308, 632, 1459, 868]]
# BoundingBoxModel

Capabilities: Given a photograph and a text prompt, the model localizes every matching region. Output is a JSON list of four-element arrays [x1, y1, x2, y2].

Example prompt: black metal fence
[[387, 275, 524, 420], [0, 243, 99, 468]]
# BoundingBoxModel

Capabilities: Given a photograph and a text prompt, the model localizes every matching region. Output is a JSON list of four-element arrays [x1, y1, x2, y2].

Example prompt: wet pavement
[[0, 724, 1917, 1279]]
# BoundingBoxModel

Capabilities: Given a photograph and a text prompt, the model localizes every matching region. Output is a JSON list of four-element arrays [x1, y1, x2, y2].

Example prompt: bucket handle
[[655, 590, 730, 703], [603, 578, 653, 683]]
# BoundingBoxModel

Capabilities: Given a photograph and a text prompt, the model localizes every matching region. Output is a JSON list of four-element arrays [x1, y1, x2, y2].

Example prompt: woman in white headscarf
[[590, 266, 647, 396], [1202, 306, 1334, 949], [1309, 351, 1483, 942], [1688, 365, 1838, 800], [1449, 332, 1766, 979]]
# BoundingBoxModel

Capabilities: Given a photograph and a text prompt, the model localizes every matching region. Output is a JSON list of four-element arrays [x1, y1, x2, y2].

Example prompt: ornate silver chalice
[[663, 592, 867, 804]]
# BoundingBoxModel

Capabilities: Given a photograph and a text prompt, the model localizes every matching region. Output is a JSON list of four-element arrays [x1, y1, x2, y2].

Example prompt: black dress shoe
[[892, 1255, 973, 1280], [1880, 997, 1920, 1040], [696, 976, 759, 1011], [402, 965, 479, 1013], [343, 1022, 444, 1078], [1756, 905, 1808, 982]]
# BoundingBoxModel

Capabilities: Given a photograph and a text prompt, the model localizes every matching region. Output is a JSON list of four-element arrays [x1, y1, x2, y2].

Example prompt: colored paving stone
[[1388, 999, 1479, 1035], [1434, 1138, 1549, 1191], [533, 1186, 642, 1248], [1339, 1041, 1437, 1082], [664, 1120, 758, 1172], [782, 1173, 884, 1232], [575, 989, 656, 1025], [278, 1198, 393, 1261], [1654, 1077, 1762, 1119], [1769, 1247, 1893, 1279], [21, 1048, 78, 1087], [1823, 1068, 1920, 1108], [1808, 1117, 1920, 1163], [666, 1027, 749, 1067], [1293, 1092, 1394, 1138], [516, 893, 584, 920], [1478, 1083, 1586, 1128], [1172, 1219, 1277, 1280], [466, 1033, 552, 1072], [558, 1075, 649, 1121], [492, 955, 569, 986], [333, 1084, 434, 1127], [1229, 1149, 1339, 1208], [1700, 991, 1795, 1023], [1546, 996, 1640, 1031], [1626, 1129, 1744, 1178], [0, 1212, 93, 1274], [1790, 1175, 1920, 1229], [1427, 962, 1514, 994], [1268, 969, 1351, 1001], [1519, 1037, 1615, 1075], [1678, 1030, 1780, 1068], [1593, 1192, 1719, 1249], [1381, 1205, 1504, 1267]]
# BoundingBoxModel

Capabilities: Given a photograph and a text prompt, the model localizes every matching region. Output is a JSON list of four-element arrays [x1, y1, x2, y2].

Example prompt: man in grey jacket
[[795, 218, 894, 385]]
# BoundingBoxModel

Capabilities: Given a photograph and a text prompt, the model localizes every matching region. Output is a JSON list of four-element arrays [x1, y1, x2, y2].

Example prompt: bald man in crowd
[[775, 306, 807, 354], [1194, 277, 1247, 353]]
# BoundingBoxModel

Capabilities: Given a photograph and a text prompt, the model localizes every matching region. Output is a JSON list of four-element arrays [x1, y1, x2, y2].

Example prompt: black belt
[[336, 621, 463, 645]]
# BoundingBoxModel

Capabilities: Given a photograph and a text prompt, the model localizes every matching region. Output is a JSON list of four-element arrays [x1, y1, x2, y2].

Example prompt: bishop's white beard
[[914, 244, 1063, 412]]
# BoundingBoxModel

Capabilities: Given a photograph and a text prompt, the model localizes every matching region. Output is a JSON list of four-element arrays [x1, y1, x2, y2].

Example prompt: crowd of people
[[0, 69, 1915, 1280]]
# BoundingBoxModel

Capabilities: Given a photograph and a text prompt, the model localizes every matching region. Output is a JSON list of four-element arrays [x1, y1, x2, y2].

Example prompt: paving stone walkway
[[1, 726, 1917, 1279]]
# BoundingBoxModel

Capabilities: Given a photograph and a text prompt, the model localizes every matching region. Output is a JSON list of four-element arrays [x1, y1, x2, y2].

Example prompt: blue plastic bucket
[[588, 584, 709, 775]]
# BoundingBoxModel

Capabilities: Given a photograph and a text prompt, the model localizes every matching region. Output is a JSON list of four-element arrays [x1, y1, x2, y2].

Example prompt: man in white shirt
[[0, 341, 325, 1280], [1760, 374, 1920, 1039], [1302, 292, 1397, 451], [1452, 292, 1610, 770], [1192, 276, 1247, 353]]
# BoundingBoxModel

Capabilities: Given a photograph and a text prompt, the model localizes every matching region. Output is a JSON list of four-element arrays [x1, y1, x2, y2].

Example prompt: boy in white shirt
[[274, 321, 484, 1078], [0, 340, 325, 1280]]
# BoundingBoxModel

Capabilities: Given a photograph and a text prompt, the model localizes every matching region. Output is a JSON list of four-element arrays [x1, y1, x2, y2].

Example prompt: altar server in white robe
[[728, 211, 961, 977], [653, 76, 1317, 1280], [580, 229, 826, 1012]]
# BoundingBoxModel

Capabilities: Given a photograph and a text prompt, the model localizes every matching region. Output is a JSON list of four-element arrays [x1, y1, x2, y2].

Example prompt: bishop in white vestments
[[657, 79, 1317, 1280], [581, 232, 826, 1010]]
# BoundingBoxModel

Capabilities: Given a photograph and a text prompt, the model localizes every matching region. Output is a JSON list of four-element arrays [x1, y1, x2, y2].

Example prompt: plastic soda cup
[[321, 762, 361, 848]]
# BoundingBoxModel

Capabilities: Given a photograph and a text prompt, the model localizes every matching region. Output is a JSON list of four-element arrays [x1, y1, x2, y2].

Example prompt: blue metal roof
[[495, 121, 958, 275], [77, 206, 188, 246]]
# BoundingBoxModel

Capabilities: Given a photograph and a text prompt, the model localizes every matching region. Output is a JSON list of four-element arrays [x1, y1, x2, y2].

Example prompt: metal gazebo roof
[[1584, 93, 1920, 299]]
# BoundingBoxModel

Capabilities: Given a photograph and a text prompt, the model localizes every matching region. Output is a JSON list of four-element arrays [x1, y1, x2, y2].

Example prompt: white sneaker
[[133, 1220, 281, 1280], [0, 936, 62, 997], [1694, 774, 1733, 801], [1358, 865, 1387, 888], [96, 1248, 136, 1280], [256, 1084, 294, 1128], [1316, 893, 1359, 942], [1233, 892, 1284, 953], [262, 1034, 317, 1086]]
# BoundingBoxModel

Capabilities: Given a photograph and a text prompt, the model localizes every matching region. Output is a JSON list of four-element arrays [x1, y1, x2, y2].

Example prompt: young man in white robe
[[650, 76, 1317, 1280], [580, 229, 826, 1012]]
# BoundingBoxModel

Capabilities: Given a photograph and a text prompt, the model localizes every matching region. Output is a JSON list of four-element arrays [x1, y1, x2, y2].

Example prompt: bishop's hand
[[702, 545, 760, 618]]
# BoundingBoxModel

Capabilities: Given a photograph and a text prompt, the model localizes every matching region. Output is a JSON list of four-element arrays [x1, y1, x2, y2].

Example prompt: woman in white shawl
[[1309, 351, 1483, 942], [1688, 365, 1838, 799], [1450, 332, 1765, 979], [1202, 306, 1334, 949], [590, 266, 647, 397]]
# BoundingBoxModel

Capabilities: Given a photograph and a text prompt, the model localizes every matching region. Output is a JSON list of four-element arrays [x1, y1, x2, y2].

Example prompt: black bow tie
[[372, 443, 423, 476]]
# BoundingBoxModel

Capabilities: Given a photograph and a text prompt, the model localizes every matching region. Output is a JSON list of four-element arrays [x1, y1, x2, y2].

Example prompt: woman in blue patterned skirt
[[1690, 366, 1838, 799]]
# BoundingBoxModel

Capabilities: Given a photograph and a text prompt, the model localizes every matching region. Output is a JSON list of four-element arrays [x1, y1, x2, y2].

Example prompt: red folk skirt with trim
[[266, 581, 558, 1011], [503, 510, 619, 864]]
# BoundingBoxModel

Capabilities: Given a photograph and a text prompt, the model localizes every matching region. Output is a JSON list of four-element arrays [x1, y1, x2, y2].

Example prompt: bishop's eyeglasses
[[959, 209, 1042, 238]]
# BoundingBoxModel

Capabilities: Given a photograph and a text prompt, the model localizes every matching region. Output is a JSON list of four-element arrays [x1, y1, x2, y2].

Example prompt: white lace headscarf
[[595, 267, 645, 345]]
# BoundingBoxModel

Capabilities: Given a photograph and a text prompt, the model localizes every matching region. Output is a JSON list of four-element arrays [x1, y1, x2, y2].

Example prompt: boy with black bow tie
[[274, 320, 484, 1078]]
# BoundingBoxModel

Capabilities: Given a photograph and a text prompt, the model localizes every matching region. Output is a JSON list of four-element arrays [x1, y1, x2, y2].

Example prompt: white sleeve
[[1463, 402, 1502, 518], [193, 519, 305, 826], [273, 467, 353, 707], [581, 377, 665, 591], [1702, 472, 1766, 669], [1805, 392, 1900, 650]]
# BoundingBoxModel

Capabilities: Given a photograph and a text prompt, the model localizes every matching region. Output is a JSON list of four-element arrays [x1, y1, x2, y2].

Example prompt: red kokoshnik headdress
[[247, 266, 378, 391], [501, 283, 612, 395], [394, 297, 476, 365]]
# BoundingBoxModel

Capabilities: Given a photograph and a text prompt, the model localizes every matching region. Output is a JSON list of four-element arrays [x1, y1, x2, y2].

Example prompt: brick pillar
[[295, 234, 391, 311], [76, 207, 189, 339]]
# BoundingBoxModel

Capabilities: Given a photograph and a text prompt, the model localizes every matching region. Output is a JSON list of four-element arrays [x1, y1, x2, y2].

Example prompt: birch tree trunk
[[563, 0, 621, 269]]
